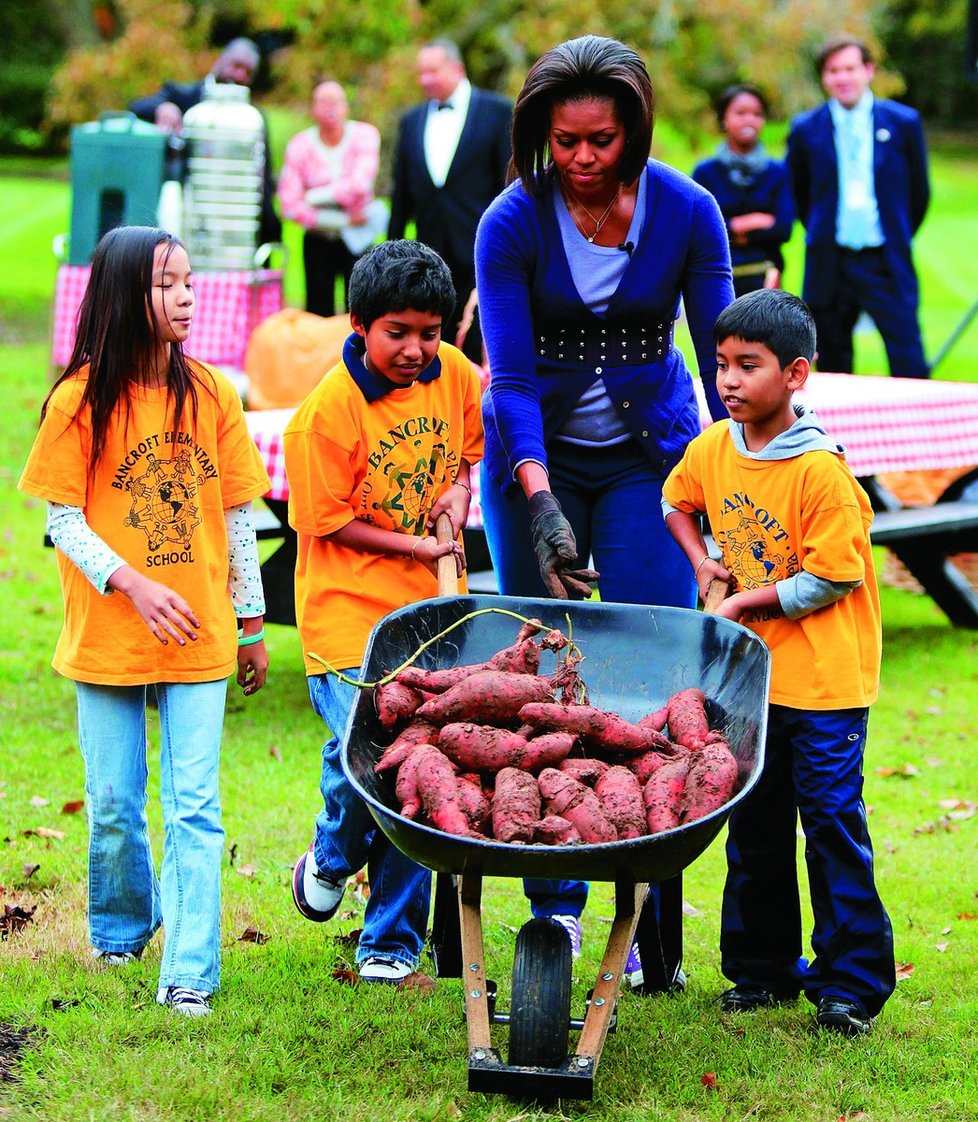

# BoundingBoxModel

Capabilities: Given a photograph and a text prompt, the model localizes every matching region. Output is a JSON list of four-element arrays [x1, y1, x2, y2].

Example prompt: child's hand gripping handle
[[436, 512, 461, 596], [703, 578, 731, 614]]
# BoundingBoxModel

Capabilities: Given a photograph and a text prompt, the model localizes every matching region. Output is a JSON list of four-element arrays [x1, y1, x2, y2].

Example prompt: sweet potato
[[534, 815, 582, 845], [416, 670, 555, 725], [487, 620, 544, 674], [680, 738, 739, 824], [637, 705, 670, 733], [416, 747, 471, 837], [666, 688, 710, 751], [595, 766, 646, 839], [518, 702, 666, 754], [558, 757, 610, 786], [642, 756, 692, 834], [517, 732, 577, 771], [436, 723, 529, 771], [396, 663, 488, 693], [537, 768, 618, 844], [628, 744, 689, 786], [375, 718, 440, 774], [394, 743, 443, 819], [374, 680, 427, 731], [456, 775, 491, 834], [491, 767, 541, 844]]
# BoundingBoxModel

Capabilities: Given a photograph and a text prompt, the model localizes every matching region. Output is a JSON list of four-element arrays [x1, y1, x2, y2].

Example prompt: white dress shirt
[[423, 78, 471, 188]]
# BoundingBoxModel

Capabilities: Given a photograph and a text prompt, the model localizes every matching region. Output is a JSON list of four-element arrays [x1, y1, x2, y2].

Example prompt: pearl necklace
[[564, 184, 623, 243]]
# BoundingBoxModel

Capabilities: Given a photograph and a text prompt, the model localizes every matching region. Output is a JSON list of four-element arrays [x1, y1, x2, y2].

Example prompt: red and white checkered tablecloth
[[246, 373, 978, 529], [245, 408, 486, 529], [695, 372, 978, 477], [52, 264, 283, 370]]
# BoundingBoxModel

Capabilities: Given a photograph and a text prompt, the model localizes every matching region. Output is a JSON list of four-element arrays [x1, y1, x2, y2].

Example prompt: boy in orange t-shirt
[[283, 240, 483, 983], [662, 289, 894, 1036]]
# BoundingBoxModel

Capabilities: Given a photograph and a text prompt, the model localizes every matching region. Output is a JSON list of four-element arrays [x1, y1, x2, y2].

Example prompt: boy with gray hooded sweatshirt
[[661, 288, 894, 1037]]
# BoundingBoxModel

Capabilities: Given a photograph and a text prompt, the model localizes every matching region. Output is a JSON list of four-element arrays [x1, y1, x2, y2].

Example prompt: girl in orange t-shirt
[[19, 227, 271, 1017]]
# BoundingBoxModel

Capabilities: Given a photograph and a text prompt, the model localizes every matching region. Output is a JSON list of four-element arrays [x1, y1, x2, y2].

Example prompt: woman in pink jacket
[[278, 81, 385, 317]]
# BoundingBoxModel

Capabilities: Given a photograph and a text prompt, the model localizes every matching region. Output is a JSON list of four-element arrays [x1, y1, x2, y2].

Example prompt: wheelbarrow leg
[[631, 873, 684, 994], [430, 870, 463, 977]]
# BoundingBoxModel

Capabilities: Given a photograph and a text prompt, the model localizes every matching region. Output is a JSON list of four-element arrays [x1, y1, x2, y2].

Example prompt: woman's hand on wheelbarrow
[[527, 492, 600, 600]]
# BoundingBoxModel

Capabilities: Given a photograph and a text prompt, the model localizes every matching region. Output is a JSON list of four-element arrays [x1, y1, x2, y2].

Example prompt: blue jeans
[[721, 706, 895, 1016], [482, 437, 696, 916], [76, 679, 227, 995], [309, 672, 431, 969]]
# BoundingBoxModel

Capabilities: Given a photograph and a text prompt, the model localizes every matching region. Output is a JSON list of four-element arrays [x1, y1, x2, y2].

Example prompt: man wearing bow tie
[[388, 39, 512, 360], [787, 35, 931, 377]]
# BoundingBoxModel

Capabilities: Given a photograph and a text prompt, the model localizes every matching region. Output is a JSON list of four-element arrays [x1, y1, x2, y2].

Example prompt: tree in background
[[39, 0, 978, 159]]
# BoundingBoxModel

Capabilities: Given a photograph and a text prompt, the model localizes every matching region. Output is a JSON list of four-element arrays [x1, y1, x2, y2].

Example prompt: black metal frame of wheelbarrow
[[342, 594, 770, 1101]]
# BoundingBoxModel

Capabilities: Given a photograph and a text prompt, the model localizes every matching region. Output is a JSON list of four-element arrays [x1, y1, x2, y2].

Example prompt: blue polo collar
[[342, 332, 442, 402]]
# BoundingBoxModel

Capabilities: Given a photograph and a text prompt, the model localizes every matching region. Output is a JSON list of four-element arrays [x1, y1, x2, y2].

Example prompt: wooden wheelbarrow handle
[[703, 577, 731, 614], [435, 512, 461, 596]]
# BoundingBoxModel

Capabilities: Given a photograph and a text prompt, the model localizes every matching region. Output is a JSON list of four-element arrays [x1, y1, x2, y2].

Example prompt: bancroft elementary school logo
[[718, 501, 799, 589], [124, 449, 205, 554]]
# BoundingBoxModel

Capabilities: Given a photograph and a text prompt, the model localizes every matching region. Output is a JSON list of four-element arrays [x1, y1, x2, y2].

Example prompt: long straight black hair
[[43, 225, 201, 476]]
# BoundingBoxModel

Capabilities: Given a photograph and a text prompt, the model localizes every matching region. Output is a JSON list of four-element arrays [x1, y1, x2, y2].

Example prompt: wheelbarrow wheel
[[508, 918, 573, 1068]]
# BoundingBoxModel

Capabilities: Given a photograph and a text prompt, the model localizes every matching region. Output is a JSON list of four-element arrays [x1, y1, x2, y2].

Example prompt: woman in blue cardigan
[[474, 35, 733, 964], [692, 85, 794, 297]]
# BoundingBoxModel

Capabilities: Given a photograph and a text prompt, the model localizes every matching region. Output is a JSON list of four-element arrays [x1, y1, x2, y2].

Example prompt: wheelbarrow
[[341, 578, 770, 1100]]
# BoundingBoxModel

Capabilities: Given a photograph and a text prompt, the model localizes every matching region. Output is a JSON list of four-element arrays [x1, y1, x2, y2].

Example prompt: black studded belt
[[535, 321, 673, 367]]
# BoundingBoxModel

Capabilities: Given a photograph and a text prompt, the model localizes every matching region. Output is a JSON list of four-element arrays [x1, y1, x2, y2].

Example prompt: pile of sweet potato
[[371, 620, 742, 845]]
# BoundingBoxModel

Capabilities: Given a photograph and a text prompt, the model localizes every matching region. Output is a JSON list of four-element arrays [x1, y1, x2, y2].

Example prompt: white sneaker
[[156, 986, 212, 1017], [358, 956, 414, 984], [550, 914, 582, 959], [291, 845, 347, 922], [95, 949, 142, 966]]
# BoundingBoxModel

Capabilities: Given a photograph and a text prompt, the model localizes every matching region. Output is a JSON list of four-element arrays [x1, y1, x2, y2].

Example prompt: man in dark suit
[[786, 35, 930, 377], [388, 39, 512, 359], [129, 38, 282, 246]]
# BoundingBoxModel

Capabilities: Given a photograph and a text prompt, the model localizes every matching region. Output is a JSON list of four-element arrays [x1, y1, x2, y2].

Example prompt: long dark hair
[[510, 35, 655, 196], [43, 226, 200, 477]]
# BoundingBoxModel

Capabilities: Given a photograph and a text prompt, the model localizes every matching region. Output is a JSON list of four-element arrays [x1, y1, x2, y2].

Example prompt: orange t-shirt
[[18, 363, 270, 685], [285, 339, 484, 675]]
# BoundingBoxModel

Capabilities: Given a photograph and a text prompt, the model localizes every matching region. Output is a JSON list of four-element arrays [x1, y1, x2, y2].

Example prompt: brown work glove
[[528, 492, 600, 600]]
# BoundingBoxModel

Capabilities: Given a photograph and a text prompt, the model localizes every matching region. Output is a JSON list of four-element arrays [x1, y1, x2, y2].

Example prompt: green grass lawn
[[1, 145, 978, 1121]]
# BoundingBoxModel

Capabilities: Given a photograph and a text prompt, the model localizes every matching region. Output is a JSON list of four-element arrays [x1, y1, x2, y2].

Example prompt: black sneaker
[[816, 996, 872, 1036], [719, 984, 792, 1012]]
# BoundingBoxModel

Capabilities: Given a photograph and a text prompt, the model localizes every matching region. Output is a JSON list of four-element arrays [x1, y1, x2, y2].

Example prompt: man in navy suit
[[786, 35, 930, 377], [388, 40, 512, 359]]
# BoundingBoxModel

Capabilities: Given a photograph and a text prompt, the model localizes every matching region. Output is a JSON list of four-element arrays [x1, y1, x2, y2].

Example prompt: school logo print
[[124, 450, 205, 551], [378, 442, 448, 531], [721, 514, 792, 589]]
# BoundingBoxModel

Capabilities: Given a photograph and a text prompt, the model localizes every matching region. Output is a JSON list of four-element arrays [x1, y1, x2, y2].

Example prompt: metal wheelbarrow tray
[[342, 594, 770, 1100]]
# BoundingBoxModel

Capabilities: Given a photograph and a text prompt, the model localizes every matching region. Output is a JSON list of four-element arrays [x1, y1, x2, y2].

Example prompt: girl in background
[[19, 226, 271, 1017], [692, 84, 794, 296]]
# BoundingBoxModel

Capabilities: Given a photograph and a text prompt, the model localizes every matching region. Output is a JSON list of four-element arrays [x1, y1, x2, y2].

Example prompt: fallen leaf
[[22, 863, 40, 880], [228, 843, 238, 865], [956, 912, 978, 920], [235, 863, 257, 878], [948, 806, 976, 821], [838, 1113, 869, 1121], [942, 926, 952, 935], [701, 1072, 718, 1090], [23, 827, 66, 840], [895, 961, 915, 980], [682, 901, 701, 917], [935, 941, 949, 952], [29, 796, 49, 808], [398, 971, 436, 993], [51, 998, 81, 1011], [331, 967, 358, 985], [239, 926, 269, 944], [61, 800, 84, 815], [333, 927, 361, 946], [876, 763, 920, 778], [1, 903, 37, 938], [269, 745, 282, 761]]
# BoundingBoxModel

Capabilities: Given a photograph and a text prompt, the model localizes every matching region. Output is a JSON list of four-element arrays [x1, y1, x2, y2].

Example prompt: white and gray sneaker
[[550, 914, 582, 959], [291, 844, 348, 922], [157, 986, 212, 1017], [358, 956, 414, 984], [94, 949, 142, 967]]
